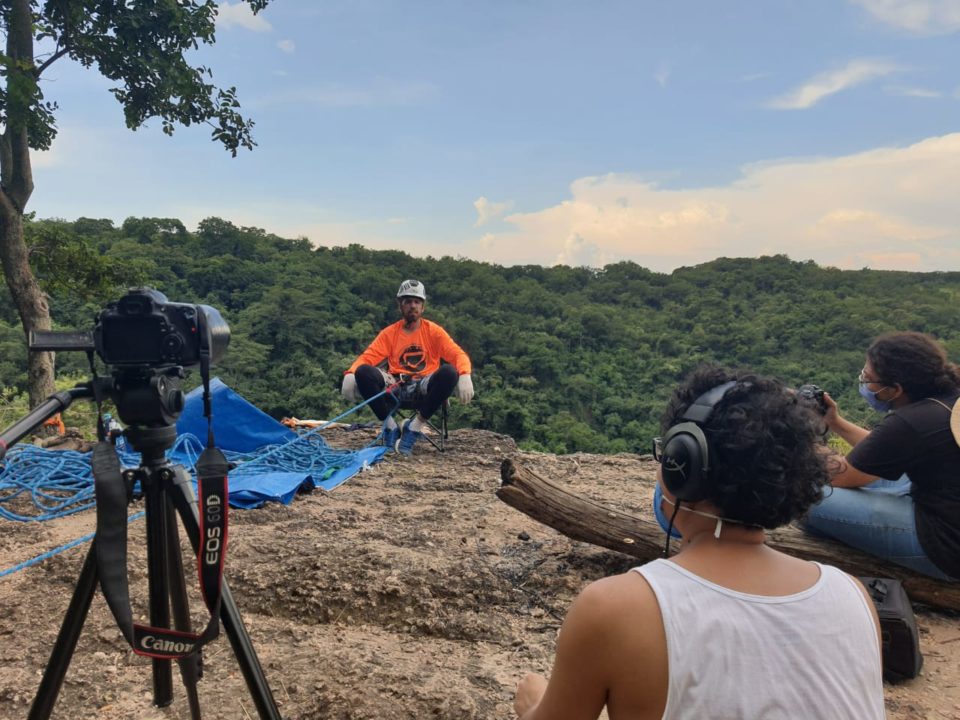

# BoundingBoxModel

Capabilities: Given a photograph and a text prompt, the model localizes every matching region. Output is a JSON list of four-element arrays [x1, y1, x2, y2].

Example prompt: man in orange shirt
[[342, 279, 474, 455]]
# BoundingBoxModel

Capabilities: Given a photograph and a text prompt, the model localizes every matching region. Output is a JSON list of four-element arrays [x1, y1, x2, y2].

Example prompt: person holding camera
[[341, 279, 473, 456], [804, 331, 960, 582], [513, 365, 884, 720]]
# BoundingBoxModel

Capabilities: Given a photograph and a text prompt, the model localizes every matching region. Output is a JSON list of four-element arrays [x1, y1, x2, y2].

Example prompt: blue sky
[[31, 0, 960, 273]]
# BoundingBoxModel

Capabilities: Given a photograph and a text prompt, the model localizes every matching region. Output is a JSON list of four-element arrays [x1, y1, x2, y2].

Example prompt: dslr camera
[[796, 384, 828, 414], [30, 288, 229, 369], [29, 288, 230, 427]]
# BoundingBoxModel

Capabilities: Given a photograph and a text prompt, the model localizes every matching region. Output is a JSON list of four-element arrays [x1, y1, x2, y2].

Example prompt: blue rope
[[0, 394, 400, 579], [0, 511, 145, 579], [0, 390, 393, 524], [0, 445, 102, 522]]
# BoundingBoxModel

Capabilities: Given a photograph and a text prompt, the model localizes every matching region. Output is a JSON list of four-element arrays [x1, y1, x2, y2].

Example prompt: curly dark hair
[[660, 364, 828, 529], [867, 331, 960, 399]]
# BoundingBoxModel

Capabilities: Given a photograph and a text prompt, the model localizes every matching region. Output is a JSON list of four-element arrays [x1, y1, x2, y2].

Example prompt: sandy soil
[[1, 428, 958, 719]]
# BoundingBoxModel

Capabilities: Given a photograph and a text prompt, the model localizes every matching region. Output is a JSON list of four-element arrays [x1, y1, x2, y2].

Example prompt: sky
[[29, 0, 960, 274]]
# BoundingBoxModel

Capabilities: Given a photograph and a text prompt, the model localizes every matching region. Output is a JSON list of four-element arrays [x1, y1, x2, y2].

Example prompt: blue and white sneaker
[[396, 418, 423, 456], [382, 424, 401, 449]]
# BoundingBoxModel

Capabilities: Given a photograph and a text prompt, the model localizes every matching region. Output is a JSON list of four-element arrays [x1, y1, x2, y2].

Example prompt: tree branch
[[35, 44, 71, 77], [497, 458, 960, 612]]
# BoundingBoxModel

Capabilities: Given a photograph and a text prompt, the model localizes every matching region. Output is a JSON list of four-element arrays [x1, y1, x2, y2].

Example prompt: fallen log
[[497, 458, 960, 613]]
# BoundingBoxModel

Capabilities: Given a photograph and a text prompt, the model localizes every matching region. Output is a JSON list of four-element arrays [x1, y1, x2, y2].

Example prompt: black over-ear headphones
[[660, 380, 738, 503]]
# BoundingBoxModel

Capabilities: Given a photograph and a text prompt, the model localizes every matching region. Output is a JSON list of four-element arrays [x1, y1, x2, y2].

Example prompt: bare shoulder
[[574, 570, 668, 714], [572, 570, 663, 638], [576, 568, 655, 605]]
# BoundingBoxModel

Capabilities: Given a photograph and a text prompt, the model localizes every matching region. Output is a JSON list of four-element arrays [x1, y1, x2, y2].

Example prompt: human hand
[[514, 673, 548, 718], [457, 374, 474, 404], [341, 373, 360, 402], [822, 391, 840, 429]]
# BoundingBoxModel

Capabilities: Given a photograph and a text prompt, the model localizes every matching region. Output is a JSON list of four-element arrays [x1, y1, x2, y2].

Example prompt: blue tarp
[[175, 378, 387, 508], [178, 378, 297, 452], [0, 379, 385, 524]]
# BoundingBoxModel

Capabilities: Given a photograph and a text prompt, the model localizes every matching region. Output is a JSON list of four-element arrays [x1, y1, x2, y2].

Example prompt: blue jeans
[[803, 476, 955, 581]]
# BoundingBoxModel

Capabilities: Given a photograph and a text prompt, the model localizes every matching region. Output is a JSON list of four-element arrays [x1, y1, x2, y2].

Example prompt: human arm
[[430, 322, 472, 376], [828, 407, 923, 488], [819, 392, 880, 487], [513, 572, 667, 720], [345, 326, 394, 375], [824, 449, 880, 488], [822, 392, 871, 447], [513, 583, 610, 720]]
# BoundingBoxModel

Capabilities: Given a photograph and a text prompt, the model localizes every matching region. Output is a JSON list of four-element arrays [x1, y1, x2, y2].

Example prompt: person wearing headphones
[[341, 279, 473, 456], [514, 365, 884, 720], [804, 331, 960, 581]]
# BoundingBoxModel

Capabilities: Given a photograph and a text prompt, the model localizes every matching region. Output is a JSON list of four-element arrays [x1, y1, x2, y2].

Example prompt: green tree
[[0, 0, 270, 406], [25, 218, 143, 302]]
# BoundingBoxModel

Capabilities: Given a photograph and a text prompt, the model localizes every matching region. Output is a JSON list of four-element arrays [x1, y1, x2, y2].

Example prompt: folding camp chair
[[392, 396, 449, 452], [375, 365, 452, 452]]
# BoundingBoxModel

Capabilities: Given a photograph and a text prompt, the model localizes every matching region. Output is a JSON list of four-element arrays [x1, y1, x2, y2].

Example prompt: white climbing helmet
[[396, 279, 426, 300]]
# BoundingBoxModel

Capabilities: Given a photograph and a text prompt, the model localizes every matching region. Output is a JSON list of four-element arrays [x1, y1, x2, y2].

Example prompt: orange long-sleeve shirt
[[346, 319, 472, 378]]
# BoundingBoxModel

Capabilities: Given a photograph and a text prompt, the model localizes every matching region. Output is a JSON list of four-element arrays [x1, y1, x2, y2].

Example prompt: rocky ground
[[1, 428, 958, 719]]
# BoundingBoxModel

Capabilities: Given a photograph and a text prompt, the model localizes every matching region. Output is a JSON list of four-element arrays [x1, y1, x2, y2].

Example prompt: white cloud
[[554, 233, 607, 268], [460, 133, 960, 272], [217, 2, 272, 32], [654, 61, 671, 88], [768, 59, 900, 109], [852, 0, 960, 34], [277, 39, 295, 54], [885, 84, 942, 97], [32, 127, 105, 170], [473, 196, 514, 227]]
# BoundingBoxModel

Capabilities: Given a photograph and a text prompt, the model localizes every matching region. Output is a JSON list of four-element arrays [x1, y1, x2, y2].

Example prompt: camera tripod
[[0, 381, 281, 719]]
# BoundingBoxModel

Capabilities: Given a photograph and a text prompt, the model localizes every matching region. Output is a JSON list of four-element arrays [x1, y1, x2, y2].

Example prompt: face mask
[[653, 483, 682, 539], [859, 382, 892, 412]]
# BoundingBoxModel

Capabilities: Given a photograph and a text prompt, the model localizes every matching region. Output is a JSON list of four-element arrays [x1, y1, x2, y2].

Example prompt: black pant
[[355, 364, 458, 421]]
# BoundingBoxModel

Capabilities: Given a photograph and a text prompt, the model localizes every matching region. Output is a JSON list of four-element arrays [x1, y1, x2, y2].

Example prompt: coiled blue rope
[[0, 445, 102, 522], [0, 389, 394, 524], [0, 392, 398, 579]]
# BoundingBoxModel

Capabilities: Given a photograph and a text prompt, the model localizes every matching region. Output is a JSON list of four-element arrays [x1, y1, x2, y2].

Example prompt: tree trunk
[[0, 203, 55, 406], [497, 458, 960, 612], [0, 0, 55, 407]]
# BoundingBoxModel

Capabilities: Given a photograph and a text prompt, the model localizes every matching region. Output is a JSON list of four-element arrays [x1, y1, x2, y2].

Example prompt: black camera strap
[[93, 321, 230, 660], [93, 443, 228, 659]]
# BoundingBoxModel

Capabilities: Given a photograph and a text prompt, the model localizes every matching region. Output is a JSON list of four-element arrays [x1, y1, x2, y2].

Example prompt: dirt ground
[[1, 428, 958, 719]]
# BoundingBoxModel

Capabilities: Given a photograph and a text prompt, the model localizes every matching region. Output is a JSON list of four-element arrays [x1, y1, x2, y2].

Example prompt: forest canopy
[[2, 215, 958, 455]]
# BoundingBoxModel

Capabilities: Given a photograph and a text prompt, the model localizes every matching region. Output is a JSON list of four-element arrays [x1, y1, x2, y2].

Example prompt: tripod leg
[[28, 543, 99, 720], [144, 472, 174, 707], [169, 467, 282, 720], [165, 502, 203, 720]]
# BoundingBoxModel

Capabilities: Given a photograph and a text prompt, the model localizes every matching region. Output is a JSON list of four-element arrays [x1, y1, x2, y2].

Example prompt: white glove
[[341, 373, 361, 402], [456, 374, 474, 404]]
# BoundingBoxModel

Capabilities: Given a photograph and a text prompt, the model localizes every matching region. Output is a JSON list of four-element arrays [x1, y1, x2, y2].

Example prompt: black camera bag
[[858, 576, 923, 682]]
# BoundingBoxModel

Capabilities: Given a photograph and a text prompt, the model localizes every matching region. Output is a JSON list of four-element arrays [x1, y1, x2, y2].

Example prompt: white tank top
[[634, 560, 885, 720]]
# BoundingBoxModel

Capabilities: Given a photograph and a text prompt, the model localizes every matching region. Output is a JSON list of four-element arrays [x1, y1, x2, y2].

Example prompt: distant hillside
[[2, 215, 958, 454]]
